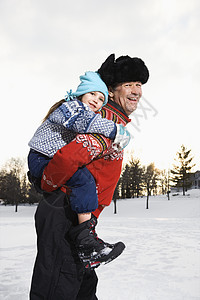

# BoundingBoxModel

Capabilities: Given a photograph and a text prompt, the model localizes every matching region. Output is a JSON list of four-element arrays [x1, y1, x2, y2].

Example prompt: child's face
[[81, 91, 105, 112]]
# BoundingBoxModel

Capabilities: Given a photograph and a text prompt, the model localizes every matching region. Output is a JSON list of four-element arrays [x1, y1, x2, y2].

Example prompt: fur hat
[[98, 54, 149, 87], [71, 71, 108, 106]]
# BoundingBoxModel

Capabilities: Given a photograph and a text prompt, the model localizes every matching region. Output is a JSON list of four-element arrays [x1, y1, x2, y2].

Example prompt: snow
[[0, 190, 200, 300]]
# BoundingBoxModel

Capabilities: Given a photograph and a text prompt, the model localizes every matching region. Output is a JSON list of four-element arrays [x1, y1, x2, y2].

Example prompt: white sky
[[1, 0, 199, 172]]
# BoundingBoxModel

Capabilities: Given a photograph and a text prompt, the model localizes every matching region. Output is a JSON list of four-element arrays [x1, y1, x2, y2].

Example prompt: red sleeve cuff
[[92, 205, 105, 218]]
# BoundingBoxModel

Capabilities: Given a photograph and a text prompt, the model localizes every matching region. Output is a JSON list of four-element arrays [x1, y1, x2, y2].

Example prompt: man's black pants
[[29, 190, 98, 300]]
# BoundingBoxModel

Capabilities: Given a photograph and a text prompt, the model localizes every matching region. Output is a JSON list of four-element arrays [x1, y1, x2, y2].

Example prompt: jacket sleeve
[[49, 100, 117, 140], [41, 133, 111, 192]]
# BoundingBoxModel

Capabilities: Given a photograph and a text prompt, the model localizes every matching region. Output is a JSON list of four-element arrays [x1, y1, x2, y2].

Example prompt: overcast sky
[[1, 0, 199, 172]]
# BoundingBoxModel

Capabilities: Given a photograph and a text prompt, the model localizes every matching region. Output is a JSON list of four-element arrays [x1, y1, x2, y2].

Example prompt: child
[[28, 71, 129, 268]]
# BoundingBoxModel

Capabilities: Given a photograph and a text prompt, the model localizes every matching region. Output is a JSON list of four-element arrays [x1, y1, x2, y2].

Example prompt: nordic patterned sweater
[[28, 99, 116, 157], [41, 100, 131, 218]]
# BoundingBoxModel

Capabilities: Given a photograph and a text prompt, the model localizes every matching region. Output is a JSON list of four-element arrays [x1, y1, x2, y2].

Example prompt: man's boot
[[69, 217, 125, 269]]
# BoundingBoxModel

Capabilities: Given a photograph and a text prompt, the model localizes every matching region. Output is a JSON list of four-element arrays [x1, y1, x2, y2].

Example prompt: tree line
[[113, 144, 196, 209], [0, 158, 42, 212], [0, 145, 196, 212], [113, 159, 165, 211]]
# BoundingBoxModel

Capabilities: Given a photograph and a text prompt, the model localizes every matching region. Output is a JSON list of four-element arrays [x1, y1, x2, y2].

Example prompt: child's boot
[[69, 216, 125, 269]]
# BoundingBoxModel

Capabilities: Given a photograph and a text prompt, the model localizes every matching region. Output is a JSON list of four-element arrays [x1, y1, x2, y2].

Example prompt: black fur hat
[[98, 54, 149, 87]]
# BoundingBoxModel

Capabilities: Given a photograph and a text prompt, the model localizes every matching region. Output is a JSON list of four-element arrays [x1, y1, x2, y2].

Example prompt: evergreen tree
[[120, 164, 131, 198], [171, 145, 195, 195], [129, 159, 144, 198]]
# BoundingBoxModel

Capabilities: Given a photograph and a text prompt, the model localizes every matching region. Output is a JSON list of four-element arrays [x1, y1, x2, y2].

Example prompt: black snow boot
[[69, 216, 125, 269]]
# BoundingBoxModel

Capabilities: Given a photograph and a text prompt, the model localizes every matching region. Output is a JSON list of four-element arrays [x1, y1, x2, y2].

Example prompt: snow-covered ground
[[0, 189, 200, 300]]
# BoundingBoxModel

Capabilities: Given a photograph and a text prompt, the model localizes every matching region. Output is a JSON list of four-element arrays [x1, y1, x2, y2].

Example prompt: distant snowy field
[[0, 190, 200, 300]]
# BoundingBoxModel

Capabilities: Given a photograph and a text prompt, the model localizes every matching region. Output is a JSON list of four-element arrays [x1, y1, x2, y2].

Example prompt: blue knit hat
[[70, 71, 108, 107]]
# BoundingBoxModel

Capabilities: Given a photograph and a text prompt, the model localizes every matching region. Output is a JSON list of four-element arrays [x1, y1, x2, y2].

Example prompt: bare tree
[[143, 163, 159, 209], [0, 157, 39, 211]]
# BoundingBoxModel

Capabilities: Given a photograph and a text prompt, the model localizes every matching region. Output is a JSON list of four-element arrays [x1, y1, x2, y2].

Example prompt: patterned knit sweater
[[28, 99, 116, 157], [41, 100, 131, 218]]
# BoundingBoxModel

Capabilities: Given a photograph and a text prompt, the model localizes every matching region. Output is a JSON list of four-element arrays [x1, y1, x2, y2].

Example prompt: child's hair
[[42, 99, 65, 123]]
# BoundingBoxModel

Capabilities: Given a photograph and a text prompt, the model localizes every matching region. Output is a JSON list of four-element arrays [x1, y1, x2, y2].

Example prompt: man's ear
[[108, 88, 114, 99]]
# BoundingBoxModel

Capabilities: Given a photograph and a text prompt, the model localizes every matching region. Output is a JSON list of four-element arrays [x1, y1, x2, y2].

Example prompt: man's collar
[[104, 100, 131, 124], [108, 99, 128, 118]]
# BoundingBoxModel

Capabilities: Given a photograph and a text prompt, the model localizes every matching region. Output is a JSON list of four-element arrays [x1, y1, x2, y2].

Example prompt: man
[[29, 54, 149, 300]]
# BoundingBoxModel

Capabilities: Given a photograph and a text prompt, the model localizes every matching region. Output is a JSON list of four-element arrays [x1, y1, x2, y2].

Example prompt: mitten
[[112, 124, 131, 151]]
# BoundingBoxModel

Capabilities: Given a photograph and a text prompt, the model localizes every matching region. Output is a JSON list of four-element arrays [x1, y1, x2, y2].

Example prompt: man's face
[[109, 82, 142, 116]]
